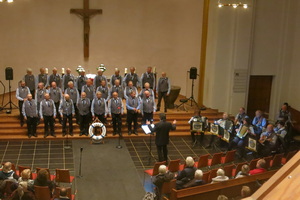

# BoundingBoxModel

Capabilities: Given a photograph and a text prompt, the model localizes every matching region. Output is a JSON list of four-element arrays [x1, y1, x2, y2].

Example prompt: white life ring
[[88, 122, 106, 142]]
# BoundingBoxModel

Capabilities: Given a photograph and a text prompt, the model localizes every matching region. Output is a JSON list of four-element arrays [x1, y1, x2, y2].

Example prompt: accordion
[[192, 121, 204, 132]]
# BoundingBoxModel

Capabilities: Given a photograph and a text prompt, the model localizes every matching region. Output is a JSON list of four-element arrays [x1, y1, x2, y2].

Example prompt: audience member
[[217, 195, 228, 200], [235, 164, 250, 179], [9, 181, 36, 200], [176, 157, 196, 189], [153, 165, 174, 198], [54, 187, 70, 200], [211, 169, 229, 183], [234, 186, 252, 200], [0, 162, 19, 182], [183, 169, 205, 188], [34, 169, 55, 197], [18, 169, 34, 188], [249, 159, 266, 175]]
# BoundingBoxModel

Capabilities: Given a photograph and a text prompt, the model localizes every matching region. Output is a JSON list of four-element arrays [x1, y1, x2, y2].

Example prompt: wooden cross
[[70, 0, 102, 58]]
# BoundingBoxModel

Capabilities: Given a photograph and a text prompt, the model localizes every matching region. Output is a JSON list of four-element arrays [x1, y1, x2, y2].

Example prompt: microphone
[[80, 147, 83, 152]]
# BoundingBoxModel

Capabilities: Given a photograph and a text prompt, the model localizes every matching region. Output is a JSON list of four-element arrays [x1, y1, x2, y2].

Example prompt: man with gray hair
[[16, 80, 31, 127], [108, 92, 124, 136], [110, 68, 123, 87], [123, 67, 141, 88], [59, 94, 75, 136], [183, 169, 205, 188], [77, 92, 91, 136], [156, 72, 171, 113], [91, 91, 108, 124], [211, 169, 229, 183], [40, 93, 56, 138], [141, 66, 155, 89], [110, 79, 124, 99], [47, 67, 62, 88], [140, 90, 156, 124], [36, 67, 48, 87], [49, 82, 63, 124], [76, 69, 87, 94], [62, 68, 76, 91], [126, 91, 140, 135], [93, 69, 107, 89], [22, 94, 38, 138], [24, 68, 36, 98], [65, 81, 79, 124]]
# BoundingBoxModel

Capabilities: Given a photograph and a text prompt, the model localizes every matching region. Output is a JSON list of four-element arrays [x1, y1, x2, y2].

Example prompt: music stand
[[141, 124, 157, 165]]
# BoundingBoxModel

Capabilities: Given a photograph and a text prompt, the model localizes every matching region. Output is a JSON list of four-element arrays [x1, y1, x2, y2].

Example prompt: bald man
[[40, 93, 56, 138], [156, 72, 171, 112], [93, 69, 107, 89], [141, 66, 155, 89], [140, 90, 156, 124], [123, 67, 141, 88], [49, 82, 63, 124], [36, 67, 48, 87], [59, 94, 75, 136], [47, 67, 62, 88], [62, 68, 76, 91], [110, 68, 123, 87], [22, 94, 38, 138], [108, 92, 124, 136]]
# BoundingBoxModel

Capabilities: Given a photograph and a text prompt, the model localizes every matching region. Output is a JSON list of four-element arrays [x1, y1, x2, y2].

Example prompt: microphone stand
[[77, 147, 83, 178], [64, 121, 71, 149], [116, 133, 122, 149]]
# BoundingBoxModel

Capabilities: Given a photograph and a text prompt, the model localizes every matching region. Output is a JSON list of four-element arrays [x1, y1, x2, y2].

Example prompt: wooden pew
[[167, 170, 277, 200]]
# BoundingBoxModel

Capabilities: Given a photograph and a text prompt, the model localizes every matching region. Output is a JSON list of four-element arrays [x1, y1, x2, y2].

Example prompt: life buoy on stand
[[88, 121, 106, 144]]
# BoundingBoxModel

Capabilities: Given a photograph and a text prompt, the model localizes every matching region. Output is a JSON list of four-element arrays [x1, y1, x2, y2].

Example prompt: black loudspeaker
[[189, 67, 197, 79], [5, 67, 13, 80]]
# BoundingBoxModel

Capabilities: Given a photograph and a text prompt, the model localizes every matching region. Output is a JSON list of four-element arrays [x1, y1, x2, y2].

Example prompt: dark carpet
[[72, 139, 145, 200]]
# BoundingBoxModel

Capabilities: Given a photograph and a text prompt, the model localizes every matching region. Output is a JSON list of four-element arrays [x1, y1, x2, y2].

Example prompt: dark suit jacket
[[149, 120, 176, 146]]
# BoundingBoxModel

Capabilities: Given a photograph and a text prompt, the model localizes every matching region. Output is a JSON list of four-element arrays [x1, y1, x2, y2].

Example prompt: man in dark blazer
[[147, 113, 176, 162]]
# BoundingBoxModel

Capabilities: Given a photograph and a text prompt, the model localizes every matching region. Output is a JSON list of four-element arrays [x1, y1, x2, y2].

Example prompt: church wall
[[0, 0, 203, 97]]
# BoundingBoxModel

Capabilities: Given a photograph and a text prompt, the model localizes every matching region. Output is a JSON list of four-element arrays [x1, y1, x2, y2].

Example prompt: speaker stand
[[185, 79, 199, 108], [2, 80, 18, 111]]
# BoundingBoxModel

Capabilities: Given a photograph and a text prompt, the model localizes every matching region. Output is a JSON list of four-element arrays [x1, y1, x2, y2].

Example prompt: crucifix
[[70, 0, 102, 58]]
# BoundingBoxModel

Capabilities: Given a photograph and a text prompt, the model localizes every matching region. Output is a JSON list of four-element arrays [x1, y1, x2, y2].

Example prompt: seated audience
[[34, 169, 55, 197], [152, 165, 174, 198], [235, 164, 250, 179], [183, 169, 205, 188], [54, 187, 70, 200], [9, 181, 35, 200], [249, 159, 266, 175], [0, 162, 19, 182], [18, 169, 34, 188], [211, 169, 229, 183], [234, 186, 252, 200], [176, 157, 196, 189]]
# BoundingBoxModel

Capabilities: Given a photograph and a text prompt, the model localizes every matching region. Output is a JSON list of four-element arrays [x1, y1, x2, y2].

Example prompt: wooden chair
[[17, 165, 32, 179], [54, 187, 75, 200], [223, 164, 235, 179], [144, 161, 166, 185], [282, 150, 298, 164], [232, 162, 247, 177], [208, 152, 222, 167], [202, 171, 210, 183], [195, 154, 209, 169], [221, 150, 236, 164], [263, 156, 273, 169], [270, 153, 284, 168], [34, 185, 52, 200], [160, 179, 176, 199], [208, 168, 218, 183], [55, 169, 75, 186], [249, 158, 260, 170], [167, 159, 180, 173]]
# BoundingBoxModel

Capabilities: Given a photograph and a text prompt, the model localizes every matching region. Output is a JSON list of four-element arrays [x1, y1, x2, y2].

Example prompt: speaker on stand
[[2, 67, 18, 113]]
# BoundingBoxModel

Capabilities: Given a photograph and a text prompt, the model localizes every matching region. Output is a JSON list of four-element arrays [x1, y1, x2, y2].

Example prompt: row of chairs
[[1, 163, 75, 185], [34, 185, 75, 200], [144, 150, 298, 185]]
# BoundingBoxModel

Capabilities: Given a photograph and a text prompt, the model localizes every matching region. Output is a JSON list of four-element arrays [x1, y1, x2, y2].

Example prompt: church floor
[[0, 140, 74, 175]]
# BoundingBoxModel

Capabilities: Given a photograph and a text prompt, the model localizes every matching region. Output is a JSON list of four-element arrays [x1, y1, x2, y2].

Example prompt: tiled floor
[[0, 140, 74, 175]]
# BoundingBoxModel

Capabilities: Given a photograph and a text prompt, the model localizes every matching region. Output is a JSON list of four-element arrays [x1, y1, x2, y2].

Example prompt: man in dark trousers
[[22, 94, 38, 138], [108, 92, 124, 136], [147, 113, 177, 163], [77, 92, 91, 136]]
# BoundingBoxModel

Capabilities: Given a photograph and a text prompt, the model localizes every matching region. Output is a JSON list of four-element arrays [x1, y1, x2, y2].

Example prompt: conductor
[[147, 113, 177, 163]]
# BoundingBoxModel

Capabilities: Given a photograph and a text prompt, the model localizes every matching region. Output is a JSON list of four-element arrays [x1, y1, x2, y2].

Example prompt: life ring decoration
[[88, 122, 106, 143]]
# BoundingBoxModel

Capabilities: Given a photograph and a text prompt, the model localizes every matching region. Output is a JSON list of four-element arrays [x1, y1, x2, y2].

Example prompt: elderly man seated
[[249, 159, 267, 175], [0, 162, 19, 181], [176, 157, 196, 189], [54, 187, 70, 200], [211, 169, 229, 183], [183, 169, 205, 188], [152, 165, 174, 198]]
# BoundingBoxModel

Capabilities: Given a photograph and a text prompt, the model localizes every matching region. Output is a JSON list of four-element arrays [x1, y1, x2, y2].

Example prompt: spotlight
[[232, 4, 238, 8], [243, 4, 248, 8], [218, 3, 224, 8]]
